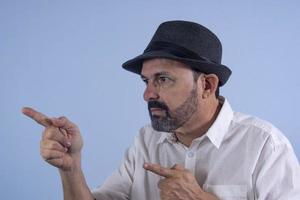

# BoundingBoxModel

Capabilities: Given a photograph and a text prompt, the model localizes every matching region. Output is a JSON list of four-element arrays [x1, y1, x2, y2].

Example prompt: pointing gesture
[[22, 107, 53, 127], [143, 163, 183, 178], [144, 163, 219, 200], [22, 107, 83, 171]]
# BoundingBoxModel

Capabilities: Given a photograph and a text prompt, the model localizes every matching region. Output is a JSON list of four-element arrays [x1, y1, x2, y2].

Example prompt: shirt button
[[187, 151, 194, 158]]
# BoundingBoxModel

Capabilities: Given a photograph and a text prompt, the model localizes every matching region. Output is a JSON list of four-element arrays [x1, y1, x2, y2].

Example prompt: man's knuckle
[[40, 149, 49, 159], [59, 116, 68, 124], [44, 150, 51, 158], [159, 167, 165, 174], [43, 128, 53, 138], [49, 141, 59, 149], [183, 171, 192, 178], [45, 128, 64, 141]]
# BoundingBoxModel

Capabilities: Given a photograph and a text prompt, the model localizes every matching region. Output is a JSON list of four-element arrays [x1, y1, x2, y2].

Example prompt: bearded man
[[22, 20, 300, 200]]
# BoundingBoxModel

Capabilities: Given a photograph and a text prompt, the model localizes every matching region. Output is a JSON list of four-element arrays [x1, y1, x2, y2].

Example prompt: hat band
[[144, 41, 217, 64]]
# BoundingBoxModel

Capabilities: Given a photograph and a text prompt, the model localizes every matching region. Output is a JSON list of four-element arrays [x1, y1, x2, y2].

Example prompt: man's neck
[[174, 98, 222, 147]]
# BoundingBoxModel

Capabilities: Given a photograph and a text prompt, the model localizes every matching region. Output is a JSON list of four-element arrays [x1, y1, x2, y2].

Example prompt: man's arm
[[22, 107, 94, 200], [59, 162, 94, 200]]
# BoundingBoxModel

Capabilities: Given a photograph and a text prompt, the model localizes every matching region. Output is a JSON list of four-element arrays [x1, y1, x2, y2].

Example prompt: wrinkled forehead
[[141, 58, 193, 77]]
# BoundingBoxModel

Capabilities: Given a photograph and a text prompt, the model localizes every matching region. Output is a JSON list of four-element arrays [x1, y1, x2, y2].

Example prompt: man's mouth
[[150, 108, 165, 115], [148, 101, 169, 117]]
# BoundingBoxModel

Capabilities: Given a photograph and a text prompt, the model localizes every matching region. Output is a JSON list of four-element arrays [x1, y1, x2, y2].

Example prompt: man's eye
[[160, 77, 167, 82], [158, 76, 170, 83], [142, 79, 148, 85]]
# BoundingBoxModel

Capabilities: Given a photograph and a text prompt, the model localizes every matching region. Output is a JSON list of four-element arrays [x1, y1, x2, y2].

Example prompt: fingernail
[[64, 147, 68, 152], [66, 142, 71, 147]]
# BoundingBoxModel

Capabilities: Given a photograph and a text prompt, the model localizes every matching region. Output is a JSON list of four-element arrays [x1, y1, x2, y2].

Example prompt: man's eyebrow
[[155, 71, 171, 76], [141, 71, 172, 79]]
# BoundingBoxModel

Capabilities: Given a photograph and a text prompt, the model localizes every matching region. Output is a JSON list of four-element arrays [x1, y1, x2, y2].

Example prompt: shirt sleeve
[[91, 143, 136, 200], [253, 133, 300, 199]]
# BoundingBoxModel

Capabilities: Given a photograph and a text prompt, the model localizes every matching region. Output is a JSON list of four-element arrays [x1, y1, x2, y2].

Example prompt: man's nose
[[143, 82, 159, 101]]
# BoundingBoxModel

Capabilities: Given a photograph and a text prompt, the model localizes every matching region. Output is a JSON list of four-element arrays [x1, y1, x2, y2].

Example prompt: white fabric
[[92, 98, 300, 200]]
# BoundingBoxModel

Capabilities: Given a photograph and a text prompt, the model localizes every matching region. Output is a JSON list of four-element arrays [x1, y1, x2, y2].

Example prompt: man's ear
[[200, 74, 219, 99]]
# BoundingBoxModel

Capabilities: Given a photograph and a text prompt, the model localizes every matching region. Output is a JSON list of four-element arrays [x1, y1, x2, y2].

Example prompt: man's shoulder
[[231, 112, 292, 149], [232, 112, 274, 133]]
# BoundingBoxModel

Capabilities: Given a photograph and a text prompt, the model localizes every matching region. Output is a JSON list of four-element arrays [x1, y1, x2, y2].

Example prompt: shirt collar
[[156, 131, 177, 144], [205, 97, 233, 148], [156, 97, 234, 148]]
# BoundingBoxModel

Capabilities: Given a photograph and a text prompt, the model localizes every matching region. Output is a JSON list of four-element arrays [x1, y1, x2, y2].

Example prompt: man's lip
[[150, 108, 164, 112], [150, 108, 165, 114]]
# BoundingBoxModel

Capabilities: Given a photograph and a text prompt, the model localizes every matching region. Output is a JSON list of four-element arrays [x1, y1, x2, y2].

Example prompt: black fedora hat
[[122, 20, 231, 86]]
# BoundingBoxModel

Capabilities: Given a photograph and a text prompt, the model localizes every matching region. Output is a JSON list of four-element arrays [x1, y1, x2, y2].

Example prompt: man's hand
[[22, 107, 83, 171], [144, 163, 218, 200]]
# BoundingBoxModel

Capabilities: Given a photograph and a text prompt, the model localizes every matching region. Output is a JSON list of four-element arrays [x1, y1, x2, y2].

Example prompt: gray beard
[[150, 85, 198, 132]]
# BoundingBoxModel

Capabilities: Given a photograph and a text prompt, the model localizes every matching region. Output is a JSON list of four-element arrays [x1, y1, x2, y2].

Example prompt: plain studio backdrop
[[1, 0, 299, 199]]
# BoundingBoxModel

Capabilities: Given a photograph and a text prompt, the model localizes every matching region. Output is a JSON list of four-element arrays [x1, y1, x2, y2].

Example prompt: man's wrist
[[60, 153, 82, 174]]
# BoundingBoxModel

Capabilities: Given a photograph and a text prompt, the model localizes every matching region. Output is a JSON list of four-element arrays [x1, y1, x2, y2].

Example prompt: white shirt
[[92, 98, 300, 200]]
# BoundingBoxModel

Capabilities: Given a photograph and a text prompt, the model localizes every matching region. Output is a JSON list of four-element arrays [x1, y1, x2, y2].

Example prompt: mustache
[[148, 101, 169, 111]]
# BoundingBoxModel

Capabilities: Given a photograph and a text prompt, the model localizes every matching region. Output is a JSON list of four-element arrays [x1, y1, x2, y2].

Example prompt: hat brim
[[122, 50, 232, 86]]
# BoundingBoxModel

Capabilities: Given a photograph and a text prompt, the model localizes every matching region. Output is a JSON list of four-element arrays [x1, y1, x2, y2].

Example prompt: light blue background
[[1, 0, 299, 199]]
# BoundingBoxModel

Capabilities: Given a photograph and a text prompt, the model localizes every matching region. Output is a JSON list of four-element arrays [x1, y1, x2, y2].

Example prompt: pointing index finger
[[143, 163, 175, 178], [22, 107, 52, 127]]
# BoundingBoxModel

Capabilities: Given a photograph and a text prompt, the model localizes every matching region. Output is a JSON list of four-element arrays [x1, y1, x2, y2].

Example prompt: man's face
[[141, 58, 200, 132]]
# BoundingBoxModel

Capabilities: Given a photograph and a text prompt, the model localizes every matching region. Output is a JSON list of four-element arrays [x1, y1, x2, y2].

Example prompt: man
[[22, 21, 300, 199]]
